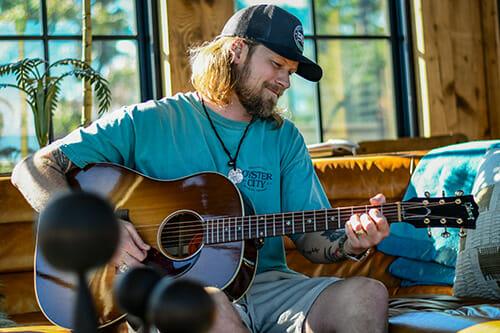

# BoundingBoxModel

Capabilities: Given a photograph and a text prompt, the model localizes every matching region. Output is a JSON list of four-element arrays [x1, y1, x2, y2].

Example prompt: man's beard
[[233, 62, 280, 119]]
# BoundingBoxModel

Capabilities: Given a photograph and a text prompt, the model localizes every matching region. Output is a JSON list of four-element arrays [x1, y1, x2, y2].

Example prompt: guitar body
[[34, 163, 258, 329]]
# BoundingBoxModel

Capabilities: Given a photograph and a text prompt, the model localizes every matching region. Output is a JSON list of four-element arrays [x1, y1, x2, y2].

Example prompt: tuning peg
[[441, 226, 450, 238], [427, 226, 432, 238], [442, 190, 446, 197], [459, 227, 467, 238], [424, 191, 431, 198], [455, 190, 464, 197]]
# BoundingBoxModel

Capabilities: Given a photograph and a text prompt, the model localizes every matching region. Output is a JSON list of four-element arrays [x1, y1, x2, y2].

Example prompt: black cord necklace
[[200, 96, 254, 184]]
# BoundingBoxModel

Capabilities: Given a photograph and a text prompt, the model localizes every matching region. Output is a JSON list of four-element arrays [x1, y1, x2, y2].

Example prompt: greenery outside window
[[0, 0, 160, 173]]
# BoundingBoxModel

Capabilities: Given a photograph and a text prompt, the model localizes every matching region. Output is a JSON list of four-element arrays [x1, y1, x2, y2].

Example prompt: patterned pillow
[[454, 146, 500, 299]]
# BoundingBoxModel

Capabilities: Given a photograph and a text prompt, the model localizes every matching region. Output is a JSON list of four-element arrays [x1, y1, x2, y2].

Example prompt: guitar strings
[[158, 214, 468, 246], [133, 201, 465, 231], [137, 203, 462, 236], [157, 211, 469, 245], [139, 201, 472, 246]]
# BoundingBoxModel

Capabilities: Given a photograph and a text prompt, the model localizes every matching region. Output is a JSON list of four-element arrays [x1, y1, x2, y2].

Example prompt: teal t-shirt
[[60, 92, 330, 273]]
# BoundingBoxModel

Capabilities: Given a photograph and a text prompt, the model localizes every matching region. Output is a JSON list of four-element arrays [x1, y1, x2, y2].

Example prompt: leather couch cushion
[[0, 222, 35, 273], [0, 177, 35, 224], [313, 152, 424, 204], [1, 272, 39, 315]]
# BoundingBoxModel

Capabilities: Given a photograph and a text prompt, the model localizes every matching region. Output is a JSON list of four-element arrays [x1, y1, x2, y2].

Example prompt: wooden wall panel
[[412, 0, 499, 140], [480, 0, 500, 138], [159, 0, 234, 95]]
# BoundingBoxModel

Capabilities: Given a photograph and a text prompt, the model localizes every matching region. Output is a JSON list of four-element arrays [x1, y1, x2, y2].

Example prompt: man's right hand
[[111, 219, 151, 271]]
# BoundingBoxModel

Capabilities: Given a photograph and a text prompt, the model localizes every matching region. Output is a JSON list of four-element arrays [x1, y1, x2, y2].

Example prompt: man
[[12, 5, 390, 333]]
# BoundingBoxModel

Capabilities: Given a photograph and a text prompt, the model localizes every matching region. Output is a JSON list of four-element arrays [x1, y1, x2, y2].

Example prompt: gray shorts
[[234, 270, 341, 333]]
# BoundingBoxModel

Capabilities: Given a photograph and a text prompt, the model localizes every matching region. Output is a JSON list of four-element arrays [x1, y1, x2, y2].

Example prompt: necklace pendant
[[228, 168, 244, 184]]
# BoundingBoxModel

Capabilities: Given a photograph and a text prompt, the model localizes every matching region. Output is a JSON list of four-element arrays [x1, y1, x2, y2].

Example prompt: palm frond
[[0, 62, 19, 77], [45, 81, 61, 117], [21, 58, 45, 80], [49, 68, 112, 115], [1, 57, 111, 147], [48, 58, 91, 72], [0, 83, 30, 95]]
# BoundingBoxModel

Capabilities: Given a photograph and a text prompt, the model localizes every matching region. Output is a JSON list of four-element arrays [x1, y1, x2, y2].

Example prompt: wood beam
[[159, 0, 234, 96]]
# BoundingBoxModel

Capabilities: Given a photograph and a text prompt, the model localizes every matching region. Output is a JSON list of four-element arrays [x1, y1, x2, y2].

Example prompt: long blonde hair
[[189, 37, 283, 126]]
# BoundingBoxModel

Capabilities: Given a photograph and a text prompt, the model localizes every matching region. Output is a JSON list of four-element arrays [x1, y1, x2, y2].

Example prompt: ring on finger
[[118, 263, 129, 273], [355, 229, 365, 236]]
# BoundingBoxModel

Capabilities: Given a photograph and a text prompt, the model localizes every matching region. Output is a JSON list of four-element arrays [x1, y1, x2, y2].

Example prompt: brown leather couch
[[0, 151, 498, 332]]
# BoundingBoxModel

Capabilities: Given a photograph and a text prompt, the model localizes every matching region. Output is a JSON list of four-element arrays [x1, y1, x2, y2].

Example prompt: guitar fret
[[302, 211, 305, 233], [263, 216, 267, 237], [273, 214, 276, 236], [256, 215, 258, 239], [325, 209, 328, 230], [217, 218, 219, 243], [292, 212, 295, 234], [337, 209, 340, 229], [205, 219, 208, 244], [241, 217, 244, 240], [222, 218, 225, 242], [313, 210, 317, 232], [211, 219, 214, 244], [248, 216, 251, 239], [282, 213, 285, 235]]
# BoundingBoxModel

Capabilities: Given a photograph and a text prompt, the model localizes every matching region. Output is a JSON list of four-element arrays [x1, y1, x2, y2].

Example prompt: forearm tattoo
[[51, 148, 75, 174], [322, 230, 347, 262], [321, 229, 345, 242], [324, 235, 347, 262]]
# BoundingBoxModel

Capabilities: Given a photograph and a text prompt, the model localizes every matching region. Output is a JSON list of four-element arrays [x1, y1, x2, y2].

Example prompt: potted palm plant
[[0, 58, 111, 147]]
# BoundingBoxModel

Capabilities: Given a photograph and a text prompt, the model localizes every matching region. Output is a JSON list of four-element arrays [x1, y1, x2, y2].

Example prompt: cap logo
[[293, 25, 304, 53]]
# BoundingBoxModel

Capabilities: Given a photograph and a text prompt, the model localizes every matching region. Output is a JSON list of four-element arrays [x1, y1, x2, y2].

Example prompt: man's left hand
[[344, 193, 390, 255]]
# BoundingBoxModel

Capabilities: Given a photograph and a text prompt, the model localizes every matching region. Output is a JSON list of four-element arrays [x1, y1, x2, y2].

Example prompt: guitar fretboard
[[203, 203, 402, 244]]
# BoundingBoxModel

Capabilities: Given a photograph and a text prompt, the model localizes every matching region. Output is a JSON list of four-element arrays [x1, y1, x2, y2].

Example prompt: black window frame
[[306, 0, 417, 142], [0, 0, 162, 142]]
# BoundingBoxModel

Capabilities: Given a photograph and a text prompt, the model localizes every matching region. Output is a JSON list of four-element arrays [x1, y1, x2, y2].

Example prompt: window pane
[[318, 39, 396, 142], [316, 0, 390, 36], [48, 40, 83, 139], [47, 0, 82, 35], [278, 40, 319, 144], [92, 0, 136, 35], [49, 40, 140, 139], [0, 41, 44, 173], [235, 0, 313, 35], [0, 0, 41, 36], [92, 40, 140, 111]]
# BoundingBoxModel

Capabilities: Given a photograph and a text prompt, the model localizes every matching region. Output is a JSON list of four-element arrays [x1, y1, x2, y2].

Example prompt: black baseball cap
[[220, 5, 323, 82]]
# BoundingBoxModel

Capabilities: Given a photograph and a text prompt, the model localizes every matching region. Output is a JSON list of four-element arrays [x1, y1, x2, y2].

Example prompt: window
[[0, 0, 160, 173], [235, 0, 415, 144]]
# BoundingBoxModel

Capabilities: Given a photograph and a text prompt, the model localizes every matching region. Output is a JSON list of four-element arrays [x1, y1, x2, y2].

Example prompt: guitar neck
[[203, 203, 402, 245]]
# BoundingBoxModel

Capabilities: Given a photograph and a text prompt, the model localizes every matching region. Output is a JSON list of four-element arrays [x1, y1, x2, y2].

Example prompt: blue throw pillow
[[378, 140, 500, 285]]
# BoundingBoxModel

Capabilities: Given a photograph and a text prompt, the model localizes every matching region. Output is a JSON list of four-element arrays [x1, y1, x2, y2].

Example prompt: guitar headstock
[[402, 193, 478, 230]]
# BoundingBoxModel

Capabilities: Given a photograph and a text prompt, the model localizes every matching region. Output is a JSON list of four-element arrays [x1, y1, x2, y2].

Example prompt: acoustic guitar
[[34, 163, 479, 329]]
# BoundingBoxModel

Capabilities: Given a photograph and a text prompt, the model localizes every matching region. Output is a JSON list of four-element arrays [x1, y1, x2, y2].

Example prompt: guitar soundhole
[[158, 210, 204, 260]]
